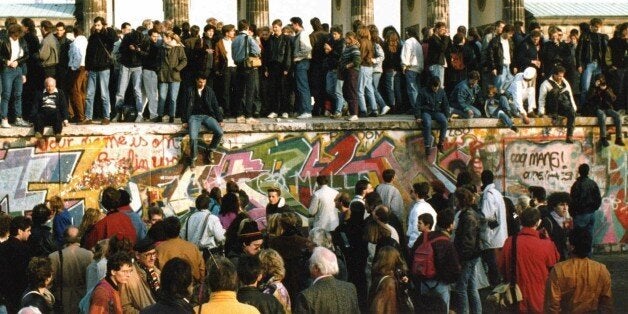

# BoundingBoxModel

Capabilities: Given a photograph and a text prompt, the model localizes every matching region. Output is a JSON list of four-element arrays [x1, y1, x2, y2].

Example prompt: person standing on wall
[[0, 23, 30, 128], [232, 19, 261, 125], [290, 17, 313, 119]]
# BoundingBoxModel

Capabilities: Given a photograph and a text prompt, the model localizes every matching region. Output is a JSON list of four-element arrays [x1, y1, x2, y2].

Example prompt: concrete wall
[[0, 118, 626, 246]]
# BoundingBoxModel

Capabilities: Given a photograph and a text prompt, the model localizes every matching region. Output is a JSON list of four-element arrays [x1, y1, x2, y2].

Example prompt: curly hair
[[28, 257, 53, 288], [259, 249, 286, 281]]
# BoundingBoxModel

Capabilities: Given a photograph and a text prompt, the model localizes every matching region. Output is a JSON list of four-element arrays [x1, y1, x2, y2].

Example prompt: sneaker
[[324, 110, 332, 117], [281, 112, 289, 119], [380, 105, 391, 116], [246, 117, 259, 124], [615, 138, 625, 146], [331, 112, 342, 119], [235, 115, 246, 123], [346, 115, 358, 121], [54, 133, 62, 143], [34, 132, 43, 139], [267, 112, 278, 119], [296, 113, 312, 119], [510, 126, 518, 132], [81, 119, 93, 125], [1, 119, 9, 128], [101, 118, 110, 125], [15, 117, 30, 127], [600, 138, 610, 147], [134, 116, 143, 123]]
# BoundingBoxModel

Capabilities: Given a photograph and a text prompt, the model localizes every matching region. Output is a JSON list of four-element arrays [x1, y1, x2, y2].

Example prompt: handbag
[[486, 234, 523, 311], [244, 35, 262, 68]]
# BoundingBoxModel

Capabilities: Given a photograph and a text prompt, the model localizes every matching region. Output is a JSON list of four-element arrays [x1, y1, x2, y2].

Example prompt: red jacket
[[83, 211, 137, 250], [499, 227, 559, 313]]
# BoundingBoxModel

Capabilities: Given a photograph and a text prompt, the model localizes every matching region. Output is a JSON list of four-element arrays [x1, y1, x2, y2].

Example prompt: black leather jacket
[[0, 36, 30, 74], [263, 33, 293, 72], [486, 35, 515, 72]]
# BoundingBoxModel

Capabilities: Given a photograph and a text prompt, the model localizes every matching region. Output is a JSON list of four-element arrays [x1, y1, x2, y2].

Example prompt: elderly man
[[120, 238, 160, 313], [295, 247, 359, 313], [32, 77, 68, 141], [49, 227, 93, 314]]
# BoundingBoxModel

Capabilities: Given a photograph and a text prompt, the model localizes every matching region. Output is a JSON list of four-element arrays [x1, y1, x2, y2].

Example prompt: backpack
[[451, 51, 466, 71], [546, 80, 572, 114], [411, 231, 449, 278]]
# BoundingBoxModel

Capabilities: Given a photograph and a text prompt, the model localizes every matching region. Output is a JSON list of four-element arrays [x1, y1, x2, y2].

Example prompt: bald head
[[45, 77, 56, 93], [64, 226, 80, 245]]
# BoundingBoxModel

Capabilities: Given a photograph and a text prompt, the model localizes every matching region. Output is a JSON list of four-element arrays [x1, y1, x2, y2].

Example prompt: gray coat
[[39, 32, 59, 67], [294, 276, 359, 314]]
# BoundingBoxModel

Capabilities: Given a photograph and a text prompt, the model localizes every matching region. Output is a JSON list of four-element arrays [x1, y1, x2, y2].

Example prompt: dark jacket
[[454, 208, 482, 261], [486, 35, 515, 72], [27, 224, 57, 257], [542, 40, 572, 77], [0, 237, 32, 313], [587, 84, 617, 111], [426, 34, 451, 66], [323, 36, 344, 72], [119, 30, 145, 68], [141, 40, 164, 72], [516, 37, 541, 71], [540, 215, 569, 261], [158, 44, 187, 82], [416, 86, 450, 118], [266, 198, 292, 216], [264, 33, 293, 72], [183, 85, 223, 123], [608, 35, 627, 68], [576, 29, 608, 68], [85, 27, 118, 71], [237, 286, 285, 314], [0, 36, 30, 73], [569, 176, 602, 216], [21, 289, 53, 314], [33, 89, 69, 121], [267, 232, 315, 301], [140, 295, 194, 314], [294, 276, 359, 314]]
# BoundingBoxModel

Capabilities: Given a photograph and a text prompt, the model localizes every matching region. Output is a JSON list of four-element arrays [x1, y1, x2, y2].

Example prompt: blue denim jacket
[[416, 87, 450, 118], [451, 80, 481, 111], [231, 32, 261, 64]]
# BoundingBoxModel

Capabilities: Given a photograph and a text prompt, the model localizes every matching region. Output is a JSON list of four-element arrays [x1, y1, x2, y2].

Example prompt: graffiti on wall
[[0, 126, 625, 244]]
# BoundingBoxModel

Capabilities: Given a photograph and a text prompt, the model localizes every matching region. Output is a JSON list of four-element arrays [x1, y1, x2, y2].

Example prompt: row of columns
[[77, 0, 525, 36]]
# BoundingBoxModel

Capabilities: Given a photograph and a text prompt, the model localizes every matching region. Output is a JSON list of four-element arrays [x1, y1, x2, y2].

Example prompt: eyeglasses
[[117, 268, 134, 275], [143, 252, 157, 258]]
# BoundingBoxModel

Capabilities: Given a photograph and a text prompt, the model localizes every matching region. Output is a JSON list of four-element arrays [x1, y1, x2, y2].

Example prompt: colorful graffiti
[[0, 124, 625, 244]]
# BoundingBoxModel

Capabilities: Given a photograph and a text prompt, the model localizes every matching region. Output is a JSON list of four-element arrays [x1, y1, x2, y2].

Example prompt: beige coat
[[49, 244, 93, 314], [120, 263, 160, 313], [156, 237, 205, 282]]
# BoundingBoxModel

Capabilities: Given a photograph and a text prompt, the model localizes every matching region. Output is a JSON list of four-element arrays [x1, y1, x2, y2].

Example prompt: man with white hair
[[294, 247, 359, 314], [33, 77, 68, 142]]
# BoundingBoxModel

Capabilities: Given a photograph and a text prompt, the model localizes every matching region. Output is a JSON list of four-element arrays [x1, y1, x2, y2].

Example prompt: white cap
[[523, 67, 536, 80]]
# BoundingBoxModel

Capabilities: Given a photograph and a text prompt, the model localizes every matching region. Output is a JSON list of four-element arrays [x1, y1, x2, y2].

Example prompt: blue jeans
[[499, 95, 521, 117], [114, 65, 143, 113], [326, 70, 344, 114], [1, 67, 24, 119], [188, 115, 223, 161], [455, 257, 482, 314], [422, 111, 447, 147], [596, 109, 622, 139], [158, 82, 181, 117], [383, 70, 402, 108], [295, 60, 312, 114], [406, 70, 421, 115], [421, 280, 451, 313], [372, 72, 387, 109], [85, 69, 111, 120], [142, 69, 159, 118], [574, 212, 596, 241], [451, 106, 482, 118], [429, 64, 445, 88], [494, 65, 513, 91], [358, 66, 377, 113], [580, 61, 602, 106]]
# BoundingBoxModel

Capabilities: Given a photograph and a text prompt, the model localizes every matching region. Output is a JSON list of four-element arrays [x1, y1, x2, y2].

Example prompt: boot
[[616, 137, 625, 146]]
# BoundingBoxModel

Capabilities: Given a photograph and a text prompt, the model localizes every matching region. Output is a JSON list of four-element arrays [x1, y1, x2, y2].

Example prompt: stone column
[[80, 0, 106, 35], [427, 0, 449, 28], [246, 0, 269, 28], [163, 0, 190, 26], [351, 0, 374, 26], [503, 0, 525, 25]]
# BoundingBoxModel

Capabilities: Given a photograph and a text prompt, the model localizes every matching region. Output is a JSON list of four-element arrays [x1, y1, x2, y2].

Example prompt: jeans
[[188, 114, 224, 161], [358, 66, 377, 113], [429, 64, 445, 88], [372, 71, 387, 109], [0, 67, 24, 119], [596, 109, 622, 139], [422, 111, 447, 147], [580, 61, 602, 106], [142, 69, 159, 118], [114, 65, 143, 113], [421, 280, 450, 314], [85, 69, 111, 120], [455, 257, 482, 314], [158, 82, 181, 117], [326, 70, 344, 114], [499, 95, 522, 117], [383, 70, 402, 108], [555, 105, 576, 137], [295, 60, 312, 114], [406, 70, 421, 115], [574, 212, 596, 255], [451, 106, 482, 118], [494, 65, 513, 91]]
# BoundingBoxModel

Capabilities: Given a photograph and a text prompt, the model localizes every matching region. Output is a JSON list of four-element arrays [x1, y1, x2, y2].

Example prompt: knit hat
[[523, 67, 536, 80], [134, 237, 156, 253], [238, 219, 263, 242]]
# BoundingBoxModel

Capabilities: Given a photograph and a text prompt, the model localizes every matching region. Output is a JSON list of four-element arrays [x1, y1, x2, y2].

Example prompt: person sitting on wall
[[586, 73, 624, 147], [449, 70, 482, 118], [499, 66, 537, 124], [416, 75, 450, 156], [182, 72, 224, 169], [32, 77, 68, 143], [538, 66, 578, 143], [484, 85, 517, 132]]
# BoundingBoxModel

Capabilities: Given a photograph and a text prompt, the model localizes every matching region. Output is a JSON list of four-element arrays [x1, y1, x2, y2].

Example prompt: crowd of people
[[0, 165, 614, 314], [0, 15, 626, 156]]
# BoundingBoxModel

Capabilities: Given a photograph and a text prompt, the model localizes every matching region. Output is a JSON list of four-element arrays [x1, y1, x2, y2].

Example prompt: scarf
[[551, 211, 566, 229], [138, 263, 160, 297]]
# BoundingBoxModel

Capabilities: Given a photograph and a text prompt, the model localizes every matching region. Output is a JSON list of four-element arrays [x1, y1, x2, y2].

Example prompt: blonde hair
[[259, 249, 286, 280], [48, 195, 64, 213], [79, 208, 103, 239], [163, 30, 182, 45]]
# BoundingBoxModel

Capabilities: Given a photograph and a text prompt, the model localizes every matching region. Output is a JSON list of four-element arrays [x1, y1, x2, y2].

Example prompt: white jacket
[[401, 37, 424, 73], [406, 199, 436, 248], [180, 209, 225, 250], [506, 72, 536, 115], [480, 183, 508, 249], [538, 78, 578, 115], [308, 185, 339, 231]]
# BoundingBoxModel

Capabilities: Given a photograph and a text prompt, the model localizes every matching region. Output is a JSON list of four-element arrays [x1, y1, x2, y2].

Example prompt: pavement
[[593, 253, 628, 311]]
